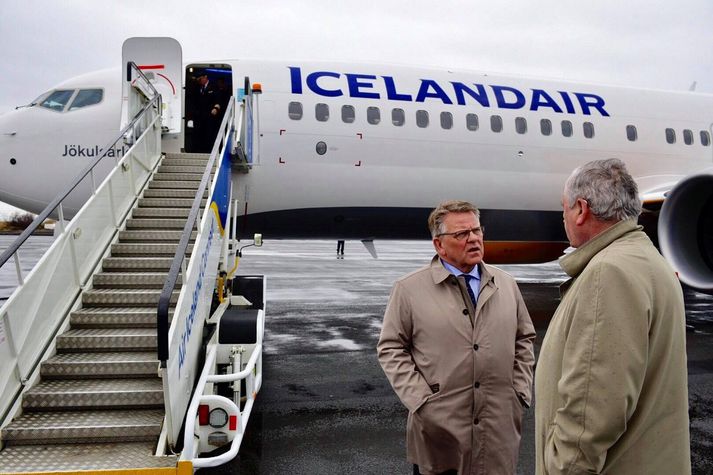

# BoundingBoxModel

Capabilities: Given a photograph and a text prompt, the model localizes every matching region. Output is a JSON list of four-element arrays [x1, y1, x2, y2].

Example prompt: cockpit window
[[69, 89, 103, 110], [39, 89, 75, 112]]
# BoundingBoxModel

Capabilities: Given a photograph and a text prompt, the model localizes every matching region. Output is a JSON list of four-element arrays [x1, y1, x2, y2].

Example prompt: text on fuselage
[[289, 67, 610, 117]]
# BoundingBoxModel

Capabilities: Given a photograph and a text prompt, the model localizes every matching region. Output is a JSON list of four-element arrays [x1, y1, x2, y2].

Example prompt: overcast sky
[[2, 0, 713, 217]]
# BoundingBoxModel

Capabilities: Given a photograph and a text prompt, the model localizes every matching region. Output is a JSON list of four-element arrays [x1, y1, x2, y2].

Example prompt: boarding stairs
[[0, 153, 208, 472], [0, 61, 265, 473]]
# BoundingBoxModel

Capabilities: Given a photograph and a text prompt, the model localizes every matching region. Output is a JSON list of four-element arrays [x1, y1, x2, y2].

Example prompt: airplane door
[[121, 37, 182, 134]]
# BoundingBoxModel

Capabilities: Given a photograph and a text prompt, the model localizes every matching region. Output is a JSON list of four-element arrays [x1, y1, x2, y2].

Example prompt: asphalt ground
[[196, 239, 713, 475]]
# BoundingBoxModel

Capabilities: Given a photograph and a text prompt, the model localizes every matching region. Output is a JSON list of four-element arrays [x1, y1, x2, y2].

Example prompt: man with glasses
[[535, 159, 690, 474], [378, 200, 535, 475]]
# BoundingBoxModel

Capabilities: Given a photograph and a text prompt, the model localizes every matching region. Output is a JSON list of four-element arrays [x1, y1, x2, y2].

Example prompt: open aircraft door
[[121, 37, 182, 134]]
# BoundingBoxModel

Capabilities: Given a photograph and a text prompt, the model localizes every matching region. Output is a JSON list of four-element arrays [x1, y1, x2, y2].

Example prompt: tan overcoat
[[378, 256, 536, 475], [535, 220, 691, 474]]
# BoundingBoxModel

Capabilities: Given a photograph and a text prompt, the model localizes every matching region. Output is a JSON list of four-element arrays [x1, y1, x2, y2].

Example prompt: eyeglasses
[[437, 226, 485, 241]]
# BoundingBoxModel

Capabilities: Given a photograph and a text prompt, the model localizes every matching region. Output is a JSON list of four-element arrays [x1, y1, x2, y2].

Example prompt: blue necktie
[[462, 274, 478, 308]]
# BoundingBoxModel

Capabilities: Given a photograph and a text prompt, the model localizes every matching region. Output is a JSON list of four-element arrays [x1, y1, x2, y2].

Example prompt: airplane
[[0, 47, 711, 292]]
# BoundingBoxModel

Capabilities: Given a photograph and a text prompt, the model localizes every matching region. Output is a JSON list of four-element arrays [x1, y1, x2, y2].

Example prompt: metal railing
[[0, 62, 162, 428], [0, 62, 161, 277], [156, 96, 236, 366]]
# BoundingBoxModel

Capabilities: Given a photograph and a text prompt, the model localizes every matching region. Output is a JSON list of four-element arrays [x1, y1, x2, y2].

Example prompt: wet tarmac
[[1, 236, 712, 474]]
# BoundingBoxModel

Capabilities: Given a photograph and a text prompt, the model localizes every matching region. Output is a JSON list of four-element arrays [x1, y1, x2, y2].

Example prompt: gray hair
[[428, 200, 480, 238], [564, 158, 641, 221]]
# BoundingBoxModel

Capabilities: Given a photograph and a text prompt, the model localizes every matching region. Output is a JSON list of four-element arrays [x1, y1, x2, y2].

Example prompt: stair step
[[126, 218, 195, 230], [56, 328, 157, 352], [41, 352, 158, 379], [158, 165, 210, 174], [143, 188, 208, 199], [102, 257, 175, 272], [22, 378, 163, 410], [147, 180, 202, 190], [1, 410, 165, 446], [110, 243, 193, 257], [165, 151, 210, 160], [118, 230, 197, 242], [0, 441, 177, 470], [70, 308, 170, 328], [82, 289, 180, 308], [138, 198, 207, 208], [93, 272, 182, 289], [153, 172, 204, 181], [132, 208, 192, 219]]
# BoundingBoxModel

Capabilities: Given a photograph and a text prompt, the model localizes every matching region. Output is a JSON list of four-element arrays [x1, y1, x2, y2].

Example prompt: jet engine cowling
[[658, 172, 713, 294]]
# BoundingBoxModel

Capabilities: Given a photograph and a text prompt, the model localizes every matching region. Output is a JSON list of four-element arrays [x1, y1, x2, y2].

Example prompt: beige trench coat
[[535, 220, 691, 474], [378, 256, 536, 475]]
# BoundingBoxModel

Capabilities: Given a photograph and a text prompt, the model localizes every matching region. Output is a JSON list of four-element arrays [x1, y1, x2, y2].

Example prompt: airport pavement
[[198, 240, 713, 475]]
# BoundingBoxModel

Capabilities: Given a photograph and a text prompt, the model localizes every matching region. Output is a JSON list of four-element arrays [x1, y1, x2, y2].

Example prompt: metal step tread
[[110, 242, 193, 256], [126, 218, 197, 230], [41, 351, 158, 378], [1, 408, 164, 442], [139, 197, 207, 208], [103, 257, 176, 271], [57, 328, 157, 351], [118, 229, 197, 242], [157, 165, 210, 174], [143, 188, 208, 198], [93, 272, 181, 289], [82, 289, 179, 307], [147, 180, 202, 190], [153, 172, 204, 181], [23, 378, 163, 410], [0, 441, 177, 471], [132, 208, 193, 218], [165, 151, 210, 159], [70, 307, 170, 328]]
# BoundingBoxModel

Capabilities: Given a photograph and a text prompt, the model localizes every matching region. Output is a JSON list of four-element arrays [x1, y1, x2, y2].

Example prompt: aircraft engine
[[658, 172, 713, 294]]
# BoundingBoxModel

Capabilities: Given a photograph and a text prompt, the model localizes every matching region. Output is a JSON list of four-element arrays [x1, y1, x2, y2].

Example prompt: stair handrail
[[0, 62, 161, 273], [156, 96, 236, 365]]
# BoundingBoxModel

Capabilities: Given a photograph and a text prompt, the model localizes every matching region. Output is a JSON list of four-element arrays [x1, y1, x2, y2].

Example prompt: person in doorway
[[194, 73, 223, 152], [377, 200, 536, 475], [535, 158, 690, 474]]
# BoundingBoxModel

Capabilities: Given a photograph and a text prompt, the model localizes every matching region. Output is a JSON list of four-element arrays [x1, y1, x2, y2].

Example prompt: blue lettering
[[289, 67, 302, 94], [492, 85, 526, 109], [574, 92, 610, 117], [451, 82, 490, 107], [416, 79, 453, 104], [346, 74, 380, 99], [383, 76, 412, 101], [558, 91, 576, 114], [530, 89, 563, 113], [306, 71, 343, 97]]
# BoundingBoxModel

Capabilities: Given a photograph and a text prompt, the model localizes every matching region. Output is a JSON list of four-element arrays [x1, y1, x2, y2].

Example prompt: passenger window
[[665, 128, 676, 144], [416, 110, 429, 128], [515, 117, 527, 134], [69, 89, 103, 110], [626, 125, 637, 141], [583, 122, 594, 139], [540, 119, 552, 136], [683, 129, 693, 145], [440, 112, 453, 130], [40, 89, 75, 112], [392, 108, 405, 126], [341, 105, 355, 123], [490, 115, 503, 133], [561, 120, 573, 137], [701, 130, 711, 146], [315, 103, 329, 122], [288, 101, 303, 120], [367, 106, 381, 125], [466, 113, 479, 131]]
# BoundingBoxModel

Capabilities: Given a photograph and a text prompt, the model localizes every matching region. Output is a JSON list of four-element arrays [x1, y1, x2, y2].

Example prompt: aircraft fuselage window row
[[38, 89, 103, 112], [287, 101, 711, 146]]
